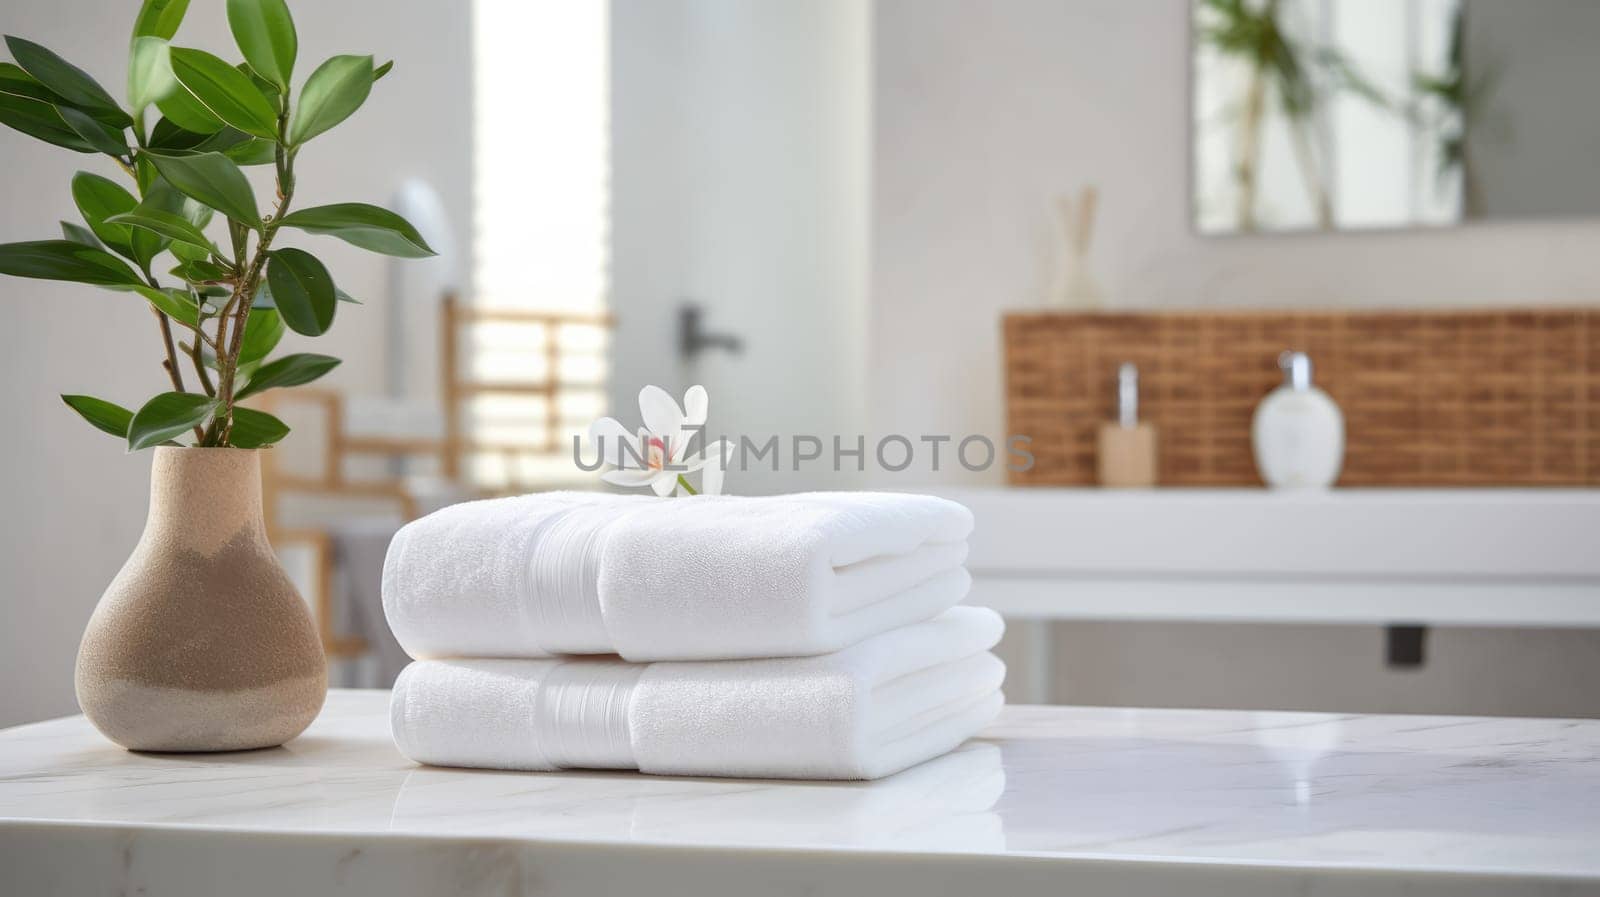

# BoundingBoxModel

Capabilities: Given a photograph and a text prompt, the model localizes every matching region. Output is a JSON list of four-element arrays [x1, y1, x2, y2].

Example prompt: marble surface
[[3, 690, 1599, 896]]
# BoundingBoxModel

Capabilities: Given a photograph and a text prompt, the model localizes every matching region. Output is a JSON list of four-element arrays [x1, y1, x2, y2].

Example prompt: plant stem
[[189, 324, 216, 397], [675, 474, 698, 496], [151, 308, 186, 393], [1287, 116, 1332, 228], [1231, 0, 1280, 233], [206, 102, 296, 446], [142, 267, 203, 441], [151, 310, 205, 443], [130, 211, 201, 438]]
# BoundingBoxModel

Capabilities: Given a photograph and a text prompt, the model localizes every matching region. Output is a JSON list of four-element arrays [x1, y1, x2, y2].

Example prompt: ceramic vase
[[75, 447, 326, 752]]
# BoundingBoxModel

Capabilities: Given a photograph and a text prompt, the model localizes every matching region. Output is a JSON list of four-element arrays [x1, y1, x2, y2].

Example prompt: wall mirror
[[1192, 0, 1600, 234]]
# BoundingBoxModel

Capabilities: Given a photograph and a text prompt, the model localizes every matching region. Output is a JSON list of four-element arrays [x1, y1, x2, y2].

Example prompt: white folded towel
[[390, 607, 1005, 780], [382, 490, 974, 661]]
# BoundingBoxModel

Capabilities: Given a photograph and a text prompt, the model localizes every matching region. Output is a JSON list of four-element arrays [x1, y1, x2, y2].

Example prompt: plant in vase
[[0, 0, 432, 751]]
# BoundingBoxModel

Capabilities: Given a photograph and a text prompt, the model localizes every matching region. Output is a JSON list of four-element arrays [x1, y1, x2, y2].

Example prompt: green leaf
[[237, 305, 284, 365], [266, 247, 335, 335], [107, 208, 211, 249], [170, 239, 211, 264], [127, 36, 176, 112], [277, 202, 435, 258], [0, 240, 141, 286], [148, 114, 206, 150], [133, 0, 191, 40], [135, 284, 202, 329], [224, 135, 276, 165], [4, 36, 128, 124], [289, 54, 371, 145], [1, 62, 124, 128], [336, 287, 360, 304], [0, 90, 95, 152], [187, 126, 276, 165], [166, 178, 212, 230], [168, 47, 278, 139], [60, 220, 102, 248], [237, 63, 280, 104], [235, 352, 339, 400], [143, 149, 260, 228], [57, 105, 128, 156], [62, 394, 134, 439], [126, 177, 190, 268], [372, 60, 393, 82], [70, 172, 138, 259], [189, 125, 247, 151], [227, 0, 296, 90], [170, 258, 232, 283], [226, 406, 289, 448], [0, 61, 61, 103], [134, 153, 160, 192], [152, 45, 224, 134], [127, 391, 214, 450], [155, 87, 224, 133]]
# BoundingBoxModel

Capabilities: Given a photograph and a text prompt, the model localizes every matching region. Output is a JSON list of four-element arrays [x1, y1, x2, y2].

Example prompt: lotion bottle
[[1252, 351, 1344, 489], [1097, 363, 1158, 487]]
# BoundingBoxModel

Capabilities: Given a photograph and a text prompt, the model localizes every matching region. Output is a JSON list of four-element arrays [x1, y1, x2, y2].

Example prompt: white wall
[[873, 0, 1600, 716], [610, 0, 869, 494], [871, 0, 1600, 488], [1464, 0, 1600, 218], [0, 0, 471, 726]]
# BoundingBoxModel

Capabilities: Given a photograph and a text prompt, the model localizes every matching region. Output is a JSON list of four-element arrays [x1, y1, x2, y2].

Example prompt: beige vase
[[75, 446, 327, 752]]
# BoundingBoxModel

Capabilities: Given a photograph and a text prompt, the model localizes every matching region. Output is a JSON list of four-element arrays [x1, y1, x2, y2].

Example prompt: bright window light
[[469, 0, 610, 488]]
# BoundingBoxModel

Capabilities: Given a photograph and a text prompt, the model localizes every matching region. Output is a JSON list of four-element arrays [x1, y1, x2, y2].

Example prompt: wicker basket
[[1003, 309, 1599, 486]]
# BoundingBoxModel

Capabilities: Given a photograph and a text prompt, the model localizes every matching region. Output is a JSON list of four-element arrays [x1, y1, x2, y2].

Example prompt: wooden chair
[[260, 293, 613, 658]]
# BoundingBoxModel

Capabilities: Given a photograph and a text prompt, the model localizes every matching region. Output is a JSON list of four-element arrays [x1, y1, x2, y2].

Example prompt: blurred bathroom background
[[2, 0, 1597, 727]]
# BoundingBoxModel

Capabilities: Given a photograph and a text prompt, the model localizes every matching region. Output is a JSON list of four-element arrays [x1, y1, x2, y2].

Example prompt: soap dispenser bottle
[[1252, 351, 1344, 489], [1097, 362, 1158, 487]]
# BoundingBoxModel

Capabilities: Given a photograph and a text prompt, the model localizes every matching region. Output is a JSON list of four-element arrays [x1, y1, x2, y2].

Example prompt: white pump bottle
[[1251, 351, 1344, 489]]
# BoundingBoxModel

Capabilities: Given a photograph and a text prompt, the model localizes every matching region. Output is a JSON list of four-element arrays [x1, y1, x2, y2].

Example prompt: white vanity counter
[[4, 690, 1599, 896], [939, 487, 1600, 627]]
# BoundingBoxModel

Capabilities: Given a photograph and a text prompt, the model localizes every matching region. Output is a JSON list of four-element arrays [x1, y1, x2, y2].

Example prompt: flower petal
[[588, 417, 636, 468], [601, 468, 657, 488], [701, 439, 733, 496], [683, 385, 708, 426], [672, 384, 711, 463], [638, 385, 684, 445], [650, 472, 678, 496]]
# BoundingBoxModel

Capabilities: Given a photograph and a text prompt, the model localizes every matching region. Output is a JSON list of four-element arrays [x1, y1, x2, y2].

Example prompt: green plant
[[0, 0, 432, 450], [1409, 6, 1500, 217], [1198, 0, 1387, 230]]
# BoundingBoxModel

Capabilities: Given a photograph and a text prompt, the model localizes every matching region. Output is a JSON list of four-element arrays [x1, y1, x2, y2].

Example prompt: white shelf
[[936, 487, 1600, 627]]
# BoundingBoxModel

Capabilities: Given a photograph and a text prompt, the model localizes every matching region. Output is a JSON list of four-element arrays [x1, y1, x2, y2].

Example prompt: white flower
[[588, 385, 733, 496]]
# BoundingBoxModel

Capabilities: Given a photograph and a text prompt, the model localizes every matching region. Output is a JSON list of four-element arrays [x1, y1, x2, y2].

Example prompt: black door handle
[[678, 303, 743, 359]]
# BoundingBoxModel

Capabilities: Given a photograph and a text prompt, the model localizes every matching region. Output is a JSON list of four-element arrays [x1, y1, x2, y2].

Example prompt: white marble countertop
[[4, 690, 1599, 896]]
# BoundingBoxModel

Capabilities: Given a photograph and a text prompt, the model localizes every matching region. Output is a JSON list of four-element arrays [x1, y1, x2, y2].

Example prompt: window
[[467, 0, 610, 488]]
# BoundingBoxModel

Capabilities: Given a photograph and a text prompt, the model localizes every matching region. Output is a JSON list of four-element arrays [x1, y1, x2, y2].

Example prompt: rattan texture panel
[[1003, 310, 1599, 486]]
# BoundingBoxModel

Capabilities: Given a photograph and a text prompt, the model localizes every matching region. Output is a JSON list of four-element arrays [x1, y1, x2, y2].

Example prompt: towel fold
[[390, 607, 1005, 780], [382, 491, 974, 661]]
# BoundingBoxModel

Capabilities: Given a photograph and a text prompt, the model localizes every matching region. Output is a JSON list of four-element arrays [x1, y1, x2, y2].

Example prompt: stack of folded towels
[[382, 491, 1004, 780]]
